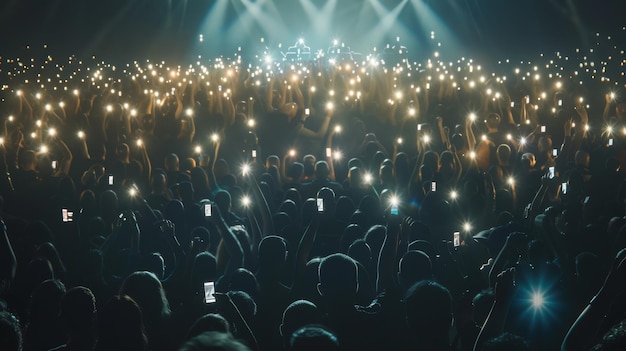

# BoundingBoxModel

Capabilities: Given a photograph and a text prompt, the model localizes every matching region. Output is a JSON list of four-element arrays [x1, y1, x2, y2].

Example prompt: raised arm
[[474, 268, 517, 351], [376, 216, 400, 293], [562, 251, 626, 351], [0, 219, 17, 295], [210, 205, 244, 276]]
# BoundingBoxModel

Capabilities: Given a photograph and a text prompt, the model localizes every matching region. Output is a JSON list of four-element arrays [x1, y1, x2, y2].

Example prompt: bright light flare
[[463, 222, 472, 232], [532, 291, 545, 309], [242, 195, 251, 207], [389, 195, 399, 207], [241, 163, 251, 176], [364, 173, 373, 184]]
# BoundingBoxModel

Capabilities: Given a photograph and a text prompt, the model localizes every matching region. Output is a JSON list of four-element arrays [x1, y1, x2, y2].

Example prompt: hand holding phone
[[453, 231, 461, 247], [316, 198, 324, 212], [204, 281, 216, 304]]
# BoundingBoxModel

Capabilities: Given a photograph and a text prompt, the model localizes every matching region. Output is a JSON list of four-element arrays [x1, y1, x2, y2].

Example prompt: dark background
[[1, 0, 624, 64]]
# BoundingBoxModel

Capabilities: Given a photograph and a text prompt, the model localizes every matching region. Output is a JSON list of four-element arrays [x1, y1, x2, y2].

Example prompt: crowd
[[2, 29, 626, 351]]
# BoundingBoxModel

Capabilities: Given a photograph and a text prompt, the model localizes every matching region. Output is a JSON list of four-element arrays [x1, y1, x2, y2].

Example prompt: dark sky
[[1, 0, 624, 63]]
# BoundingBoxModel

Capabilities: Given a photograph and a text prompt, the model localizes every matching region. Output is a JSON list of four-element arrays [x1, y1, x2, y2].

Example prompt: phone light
[[241, 164, 251, 176], [289, 149, 296, 157], [0, 137, 4, 145], [106, 105, 113, 112], [48, 128, 56, 136], [194, 145, 202, 154], [469, 151, 476, 159], [40, 145, 49, 154], [332, 150, 342, 160], [463, 222, 472, 232], [423, 135, 431, 144], [129, 188, 138, 197], [469, 113, 476, 121], [610, 92, 616, 100], [242, 196, 251, 207], [211, 133, 219, 142], [397, 137, 403, 145], [409, 107, 416, 116], [130, 109, 137, 117], [8, 116, 14, 122], [389, 195, 399, 207], [334, 125, 342, 133], [364, 173, 373, 184], [507, 177, 515, 186], [326, 101, 334, 111], [186, 108, 193, 117], [450, 190, 458, 200], [247, 119, 256, 127], [136, 139, 143, 147]]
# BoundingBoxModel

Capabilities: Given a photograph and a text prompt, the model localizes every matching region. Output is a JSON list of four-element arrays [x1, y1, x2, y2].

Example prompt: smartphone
[[453, 231, 461, 247], [251, 149, 257, 158], [62, 208, 73, 222], [549, 167, 555, 179], [431, 181, 437, 192], [108, 175, 114, 185], [552, 148, 558, 157], [203, 281, 216, 304], [541, 125, 546, 133], [609, 138, 614, 146], [51, 160, 57, 170], [305, 108, 310, 116], [326, 147, 332, 158], [204, 203, 212, 217], [558, 99, 563, 106], [390, 203, 399, 216], [510, 101, 515, 108], [561, 182, 568, 194], [316, 198, 324, 212], [526, 96, 530, 104], [417, 124, 422, 131]]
